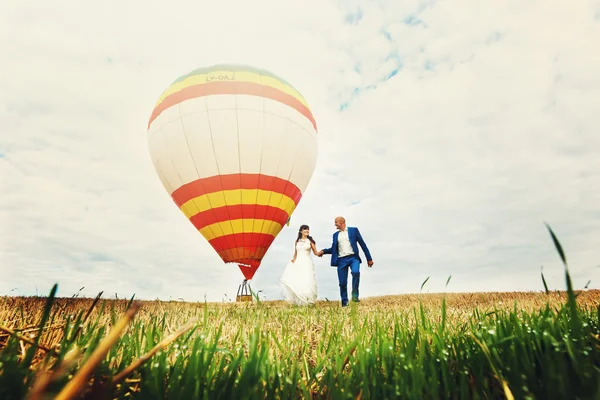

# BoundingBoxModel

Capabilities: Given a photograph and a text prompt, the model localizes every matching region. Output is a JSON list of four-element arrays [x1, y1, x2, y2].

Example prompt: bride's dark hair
[[296, 224, 315, 244]]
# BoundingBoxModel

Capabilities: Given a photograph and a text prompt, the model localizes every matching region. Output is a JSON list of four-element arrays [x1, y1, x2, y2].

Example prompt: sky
[[1, 0, 599, 302]]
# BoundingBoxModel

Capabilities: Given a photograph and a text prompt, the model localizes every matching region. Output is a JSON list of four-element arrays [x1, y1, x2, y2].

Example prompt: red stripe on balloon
[[189, 205, 290, 230], [218, 247, 268, 260], [171, 173, 302, 208], [209, 233, 275, 254], [148, 80, 317, 131]]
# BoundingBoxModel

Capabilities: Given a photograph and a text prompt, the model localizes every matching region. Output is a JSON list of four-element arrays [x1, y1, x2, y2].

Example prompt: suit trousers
[[336, 254, 360, 306]]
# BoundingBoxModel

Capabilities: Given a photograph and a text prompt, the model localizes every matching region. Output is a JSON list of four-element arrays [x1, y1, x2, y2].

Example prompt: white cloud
[[1, 0, 599, 302]]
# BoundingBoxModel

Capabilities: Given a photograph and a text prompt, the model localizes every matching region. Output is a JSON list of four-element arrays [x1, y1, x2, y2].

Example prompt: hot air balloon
[[146, 64, 318, 300]]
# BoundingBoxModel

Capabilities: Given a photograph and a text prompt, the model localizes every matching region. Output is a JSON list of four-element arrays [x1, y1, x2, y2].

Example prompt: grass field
[[0, 226, 599, 399]]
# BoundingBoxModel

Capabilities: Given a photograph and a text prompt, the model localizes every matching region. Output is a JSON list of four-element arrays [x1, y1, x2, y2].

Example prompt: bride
[[280, 224, 319, 305]]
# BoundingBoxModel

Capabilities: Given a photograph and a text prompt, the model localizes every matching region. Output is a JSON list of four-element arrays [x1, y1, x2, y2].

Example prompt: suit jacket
[[322, 227, 372, 267]]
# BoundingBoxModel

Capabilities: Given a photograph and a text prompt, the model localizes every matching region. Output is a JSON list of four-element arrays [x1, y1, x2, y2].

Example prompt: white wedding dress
[[280, 239, 318, 305]]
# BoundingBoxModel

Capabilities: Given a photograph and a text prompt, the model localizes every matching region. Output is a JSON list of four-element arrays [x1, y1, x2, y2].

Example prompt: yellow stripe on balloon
[[198, 219, 284, 241], [154, 70, 310, 110], [179, 189, 297, 219]]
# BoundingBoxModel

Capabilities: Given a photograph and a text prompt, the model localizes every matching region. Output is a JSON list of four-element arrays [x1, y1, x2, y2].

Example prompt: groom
[[318, 216, 374, 306]]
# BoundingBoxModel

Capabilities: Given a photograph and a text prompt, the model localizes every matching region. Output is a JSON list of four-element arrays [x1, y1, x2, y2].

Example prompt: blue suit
[[322, 227, 372, 306]]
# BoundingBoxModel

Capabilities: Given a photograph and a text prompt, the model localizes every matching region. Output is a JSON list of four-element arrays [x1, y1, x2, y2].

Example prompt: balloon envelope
[[147, 64, 318, 280]]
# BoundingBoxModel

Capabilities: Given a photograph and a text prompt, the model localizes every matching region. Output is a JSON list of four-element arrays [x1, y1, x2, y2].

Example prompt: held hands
[[314, 249, 372, 266]]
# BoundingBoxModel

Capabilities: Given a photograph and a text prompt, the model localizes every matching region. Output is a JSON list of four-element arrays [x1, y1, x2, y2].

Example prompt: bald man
[[318, 216, 373, 306]]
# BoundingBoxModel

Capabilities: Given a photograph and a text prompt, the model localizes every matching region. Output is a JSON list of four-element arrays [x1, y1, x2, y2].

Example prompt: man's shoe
[[351, 298, 360, 303]]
